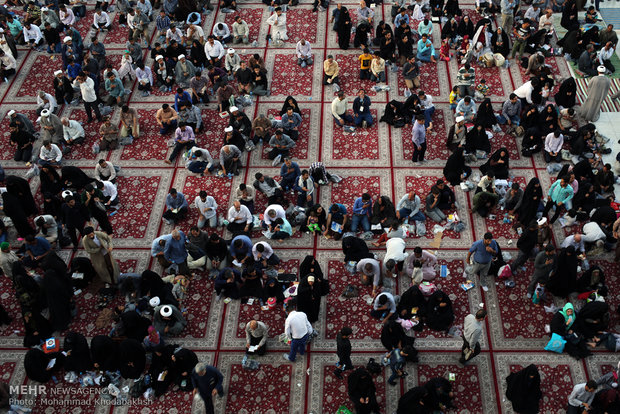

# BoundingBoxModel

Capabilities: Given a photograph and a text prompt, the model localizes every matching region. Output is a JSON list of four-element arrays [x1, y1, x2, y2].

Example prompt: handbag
[[544, 333, 567, 353]]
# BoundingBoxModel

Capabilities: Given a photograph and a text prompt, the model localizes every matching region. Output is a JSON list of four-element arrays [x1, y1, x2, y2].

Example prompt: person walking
[[191, 363, 224, 414], [466, 232, 498, 291], [459, 308, 487, 364], [282, 299, 313, 362]]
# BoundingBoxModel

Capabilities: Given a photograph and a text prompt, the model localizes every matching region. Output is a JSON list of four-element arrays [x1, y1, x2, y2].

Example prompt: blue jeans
[[496, 113, 520, 125], [48, 43, 62, 53], [417, 48, 437, 62], [423, 106, 435, 128], [351, 214, 370, 232], [399, 208, 425, 222], [333, 113, 354, 126], [354, 112, 373, 127], [371, 71, 385, 83], [160, 119, 178, 134], [288, 333, 309, 361]]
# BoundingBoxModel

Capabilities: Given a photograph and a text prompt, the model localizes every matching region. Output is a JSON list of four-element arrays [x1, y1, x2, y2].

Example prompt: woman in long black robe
[[296, 275, 322, 323], [24, 348, 64, 383], [140, 270, 179, 307], [573, 183, 597, 222], [521, 127, 543, 156], [574, 301, 609, 339], [301, 204, 327, 234], [425, 290, 454, 332], [480, 147, 510, 179], [457, 16, 474, 39], [336, 7, 352, 50], [299, 255, 329, 296], [90, 335, 119, 372], [22, 311, 53, 348], [397, 285, 427, 321], [342, 236, 373, 263], [280, 95, 301, 116], [42, 269, 73, 332], [5, 175, 37, 216], [465, 124, 491, 154], [491, 27, 510, 57], [61, 166, 93, 191], [149, 344, 176, 396], [40, 166, 63, 197], [397, 386, 431, 414], [554, 77, 577, 109], [348, 368, 380, 414], [119, 338, 146, 379], [424, 377, 455, 411], [1, 192, 35, 238], [576, 265, 606, 295], [63, 331, 92, 373], [546, 246, 578, 298], [443, 147, 472, 186], [115, 309, 151, 341], [354, 22, 370, 48], [379, 100, 405, 125], [380, 320, 417, 355], [475, 99, 498, 130], [539, 104, 558, 136], [520, 105, 540, 131], [171, 346, 198, 390], [515, 178, 543, 227], [505, 364, 542, 414]]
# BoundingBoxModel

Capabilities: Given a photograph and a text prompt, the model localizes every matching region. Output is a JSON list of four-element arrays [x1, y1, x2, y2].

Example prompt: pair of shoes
[[272, 154, 282, 166]]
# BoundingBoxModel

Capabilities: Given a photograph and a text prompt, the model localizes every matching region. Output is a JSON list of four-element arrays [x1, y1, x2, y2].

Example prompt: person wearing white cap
[[155, 54, 175, 92], [223, 125, 245, 150], [212, 22, 232, 45], [185, 22, 205, 45], [296, 39, 313, 68], [39, 109, 64, 144], [175, 54, 196, 88], [40, 7, 61, 29], [153, 304, 187, 336], [224, 48, 241, 74], [61, 35, 84, 69], [92, 7, 112, 31], [7, 110, 35, 136], [579, 64, 612, 122], [204, 35, 225, 66], [22, 21, 43, 51], [36, 90, 57, 116], [82, 226, 120, 284], [447, 115, 466, 152]]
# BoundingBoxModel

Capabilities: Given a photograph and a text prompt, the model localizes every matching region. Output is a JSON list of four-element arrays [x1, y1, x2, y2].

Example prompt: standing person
[[505, 364, 543, 414], [282, 300, 313, 362], [411, 114, 427, 163], [191, 363, 224, 414], [73, 72, 101, 123], [567, 380, 598, 414], [466, 232, 498, 291], [459, 308, 487, 364], [348, 368, 381, 414], [81, 184, 114, 235], [579, 66, 611, 122], [82, 226, 120, 285], [334, 326, 353, 379], [61, 194, 88, 252]]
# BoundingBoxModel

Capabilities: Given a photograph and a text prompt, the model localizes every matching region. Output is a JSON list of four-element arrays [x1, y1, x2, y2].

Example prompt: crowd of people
[[0, 0, 619, 412]]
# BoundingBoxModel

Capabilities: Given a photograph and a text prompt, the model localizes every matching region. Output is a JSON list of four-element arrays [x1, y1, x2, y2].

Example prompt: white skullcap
[[455, 116, 465, 123], [178, 54, 185, 59], [598, 65, 607, 73], [61, 190, 73, 199], [63, 36, 72, 43], [41, 7, 48, 11], [537, 217, 547, 226], [228, 48, 235, 54], [229, 106, 238, 112], [54, 70, 63, 76], [7, 110, 15, 116], [155, 55, 164, 61], [224, 126, 233, 132], [160, 305, 173, 317], [149, 296, 160, 307], [40, 109, 50, 117]]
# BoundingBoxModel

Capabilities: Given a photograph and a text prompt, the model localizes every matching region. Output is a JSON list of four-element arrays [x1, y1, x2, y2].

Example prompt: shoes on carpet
[[482, 286, 489, 292], [272, 154, 282, 166], [282, 354, 293, 362]]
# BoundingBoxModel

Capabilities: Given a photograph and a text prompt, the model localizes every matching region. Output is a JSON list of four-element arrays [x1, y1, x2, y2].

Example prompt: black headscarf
[[505, 364, 542, 413], [280, 95, 301, 116], [397, 386, 432, 414], [475, 99, 497, 129], [426, 290, 455, 332], [63, 331, 92, 373], [546, 246, 577, 298], [299, 255, 324, 281], [90, 335, 119, 372], [516, 178, 543, 226], [5, 175, 37, 216], [465, 124, 491, 154], [42, 269, 73, 331], [119, 338, 146, 379], [1, 192, 35, 238], [296, 274, 322, 323], [25, 348, 63, 383], [443, 147, 470, 186], [555, 77, 577, 108], [576, 265, 606, 294], [341, 236, 373, 263]]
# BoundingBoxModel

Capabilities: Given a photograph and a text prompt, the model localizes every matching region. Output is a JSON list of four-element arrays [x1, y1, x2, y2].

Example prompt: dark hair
[[190, 226, 199, 233], [475, 309, 487, 319], [255, 172, 263, 180], [414, 246, 422, 254], [545, 244, 555, 252], [209, 233, 220, 241], [340, 326, 353, 336], [483, 232, 493, 240], [361, 193, 371, 201], [169, 188, 177, 195], [199, 190, 207, 198], [256, 243, 265, 252], [378, 294, 388, 305], [586, 380, 598, 390]]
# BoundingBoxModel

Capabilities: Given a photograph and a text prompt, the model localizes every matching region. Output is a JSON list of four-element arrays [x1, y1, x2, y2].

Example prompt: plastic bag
[[91, 142, 100, 154]]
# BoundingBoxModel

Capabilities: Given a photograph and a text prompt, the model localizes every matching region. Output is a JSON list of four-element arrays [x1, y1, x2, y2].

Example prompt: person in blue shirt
[[271, 217, 292, 241], [229, 235, 252, 265], [66, 58, 82, 81], [280, 108, 303, 141], [351, 193, 373, 237], [417, 33, 438, 63], [326, 203, 349, 240], [466, 232, 498, 290], [353, 89, 373, 128], [151, 234, 172, 269], [24, 235, 52, 268], [174, 87, 193, 112], [280, 158, 301, 191], [163, 229, 189, 274], [163, 188, 189, 225], [214, 268, 242, 299]]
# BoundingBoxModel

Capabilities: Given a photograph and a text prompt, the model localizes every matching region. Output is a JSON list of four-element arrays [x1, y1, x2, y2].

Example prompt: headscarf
[[559, 302, 575, 329], [554, 77, 577, 108]]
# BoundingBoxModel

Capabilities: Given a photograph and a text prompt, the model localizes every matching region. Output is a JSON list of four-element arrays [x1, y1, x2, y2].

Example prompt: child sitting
[[474, 79, 489, 101], [449, 86, 459, 110], [439, 38, 451, 62]]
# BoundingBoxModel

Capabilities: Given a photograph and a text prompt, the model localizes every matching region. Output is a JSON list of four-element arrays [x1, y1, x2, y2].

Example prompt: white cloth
[[227, 204, 252, 224], [285, 310, 312, 339]]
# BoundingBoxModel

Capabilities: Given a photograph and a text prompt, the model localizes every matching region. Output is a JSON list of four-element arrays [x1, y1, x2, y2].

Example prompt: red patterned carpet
[[0, 1, 618, 413]]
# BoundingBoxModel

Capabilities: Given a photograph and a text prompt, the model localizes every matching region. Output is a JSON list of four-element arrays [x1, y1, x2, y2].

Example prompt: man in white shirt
[[384, 237, 407, 279], [213, 22, 232, 45], [92, 8, 111, 31], [266, 7, 288, 42], [296, 39, 313, 68], [61, 117, 85, 146], [59, 5, 76, 27], [544, 130, 564, 163], [204, 35, 225, 66], [195, 190, 218, 229], [252, 241, 281, 270], [166, 23, 184, 46], [36, 91, 57, 116], [0, 49, 16, 80], [186, 23, 205, 44], [227, 201, 253, 235], [73, 72, 102, 123], [331, 91, 354, 126], [459, 309, 487, 364], [538, 8, 553, 32], [95, 159, 117, 183], [23, 22, 43, 49], [38, 140, 62, 167], [262, 204, 286, 231], [283, 301, 313, 362], [598, 41, 616, 74], [96, 180, 119, 207], [371, 292, 397, 324]]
